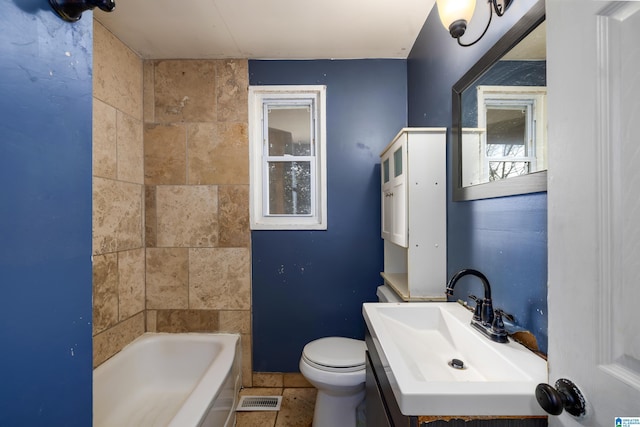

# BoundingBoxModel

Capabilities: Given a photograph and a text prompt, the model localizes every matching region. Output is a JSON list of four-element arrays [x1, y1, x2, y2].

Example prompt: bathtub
[[94, 333, 241, 427]]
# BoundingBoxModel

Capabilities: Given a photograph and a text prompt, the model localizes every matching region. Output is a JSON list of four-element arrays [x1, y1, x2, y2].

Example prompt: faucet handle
[[491, 309, 513, 335], [481, 298, 494, 325], [496, 308, 514, 322], [468, 295, 483, 322]]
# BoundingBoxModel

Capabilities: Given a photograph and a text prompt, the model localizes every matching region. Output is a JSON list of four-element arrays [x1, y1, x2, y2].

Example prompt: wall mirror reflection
[[452, 2, 546, 201]]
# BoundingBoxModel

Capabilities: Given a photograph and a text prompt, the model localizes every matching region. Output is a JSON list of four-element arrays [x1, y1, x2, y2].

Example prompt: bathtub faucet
[[446, 269, 508, 343]]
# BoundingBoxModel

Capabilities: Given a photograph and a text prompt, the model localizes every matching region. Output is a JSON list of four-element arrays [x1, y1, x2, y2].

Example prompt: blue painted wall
[[249, 60, 407, 371], [0, 2, 93, 425], [462, 60, 546, 127], [407, 0, 548, 353]]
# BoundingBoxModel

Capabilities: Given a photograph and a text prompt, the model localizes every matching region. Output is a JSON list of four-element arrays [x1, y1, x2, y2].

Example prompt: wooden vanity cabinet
[[365, 328, 548, 426]]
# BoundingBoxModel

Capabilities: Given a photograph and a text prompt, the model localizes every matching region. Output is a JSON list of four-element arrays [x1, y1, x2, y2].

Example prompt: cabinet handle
[[384, 192, 394, 197]]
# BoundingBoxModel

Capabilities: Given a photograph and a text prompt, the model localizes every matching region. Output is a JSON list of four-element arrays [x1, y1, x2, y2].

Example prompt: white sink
[[363, 302, 547, 416]]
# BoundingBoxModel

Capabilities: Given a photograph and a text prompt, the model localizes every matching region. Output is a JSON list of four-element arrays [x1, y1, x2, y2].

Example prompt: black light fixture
[[436, 0, 513, 47], [49, 0, 115, 22]]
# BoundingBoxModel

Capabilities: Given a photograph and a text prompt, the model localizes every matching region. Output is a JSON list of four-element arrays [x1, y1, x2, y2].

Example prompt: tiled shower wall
[[143, 58, 252, 386], [92, 21, 252, 385], [92, 21, 146, 367]]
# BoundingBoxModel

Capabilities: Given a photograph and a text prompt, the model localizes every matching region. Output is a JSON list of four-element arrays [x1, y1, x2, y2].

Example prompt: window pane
[[267, 106, 312, 156], [486, 107, 527, 158], [488, 161, 530, 181], [267, 161, 312, 215], [393, 148, 403, 177], [383, 159, 390, 183]]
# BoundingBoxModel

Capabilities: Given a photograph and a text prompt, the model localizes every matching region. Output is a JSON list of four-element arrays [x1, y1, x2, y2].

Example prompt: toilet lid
[[302, 337, 365, 371]]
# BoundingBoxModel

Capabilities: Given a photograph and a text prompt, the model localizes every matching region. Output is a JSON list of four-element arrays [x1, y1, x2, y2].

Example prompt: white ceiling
[[94, 0, 436, 60]]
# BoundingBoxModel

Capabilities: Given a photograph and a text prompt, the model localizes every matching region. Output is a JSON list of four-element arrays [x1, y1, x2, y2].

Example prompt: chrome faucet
[[446, 269, 508, 343]]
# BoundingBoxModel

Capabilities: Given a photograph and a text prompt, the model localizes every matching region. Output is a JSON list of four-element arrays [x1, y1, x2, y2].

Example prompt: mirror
[[452, 1, 546, 201]]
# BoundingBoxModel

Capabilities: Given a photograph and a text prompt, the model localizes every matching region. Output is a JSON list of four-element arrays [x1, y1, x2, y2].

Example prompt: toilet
[[376, 283, 403, 303], [299, 284, 402, 427], [299, 337, 366, 427]]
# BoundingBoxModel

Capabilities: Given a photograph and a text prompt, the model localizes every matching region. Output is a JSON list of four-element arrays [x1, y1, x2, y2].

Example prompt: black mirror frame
[[452, 0, 546, 201]]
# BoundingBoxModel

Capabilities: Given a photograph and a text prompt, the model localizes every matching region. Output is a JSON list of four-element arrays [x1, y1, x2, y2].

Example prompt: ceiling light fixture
[[436, 0, 513, 47]]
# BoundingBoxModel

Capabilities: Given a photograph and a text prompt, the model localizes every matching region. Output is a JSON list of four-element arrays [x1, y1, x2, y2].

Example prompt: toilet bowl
[[299, 284, 403, 426], [299, 337, 366, 427]]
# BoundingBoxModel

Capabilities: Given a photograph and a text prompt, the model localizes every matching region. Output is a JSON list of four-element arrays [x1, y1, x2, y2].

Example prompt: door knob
[[535, 378, 586, 417]]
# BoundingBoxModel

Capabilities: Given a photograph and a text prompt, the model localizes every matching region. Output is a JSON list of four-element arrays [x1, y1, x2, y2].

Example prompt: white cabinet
[[381, 132, 407, 246], [379, 128, 447, 301]]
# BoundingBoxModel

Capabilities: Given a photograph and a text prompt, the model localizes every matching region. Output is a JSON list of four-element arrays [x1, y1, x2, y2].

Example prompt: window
[[249, 86, 327, 230], [485, 99, 535, 181], [476, 85, 547, 183]]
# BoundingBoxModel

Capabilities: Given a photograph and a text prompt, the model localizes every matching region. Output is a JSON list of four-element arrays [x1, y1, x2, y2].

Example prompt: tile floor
[[235, 387, 317, 427]]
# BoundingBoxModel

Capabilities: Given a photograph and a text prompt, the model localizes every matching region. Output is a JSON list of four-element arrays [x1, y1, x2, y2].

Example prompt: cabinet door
[[381, 157, 393, 240], [365, 355, 392, 427], [390, 135, 408, 247]]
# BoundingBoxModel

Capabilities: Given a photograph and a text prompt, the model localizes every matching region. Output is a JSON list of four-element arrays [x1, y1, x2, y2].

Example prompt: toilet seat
[[302, 337, 365, 373]]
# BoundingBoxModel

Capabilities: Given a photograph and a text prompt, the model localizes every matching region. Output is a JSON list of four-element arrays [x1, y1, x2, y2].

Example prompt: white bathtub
[[94, 333, 241, 427]]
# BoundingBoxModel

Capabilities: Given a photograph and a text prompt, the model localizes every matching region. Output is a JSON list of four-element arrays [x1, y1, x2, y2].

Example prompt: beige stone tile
[[115, 181, 144, 252], [229, 253, 252, 310], [187, 122, 249, 185], [144, 123, 187, 185], [241, 333, 253, 388], [236, 388, 288, 426], [117, 111, 144, 184], [93, 312, 145, 368], [185, 122, 215, 185], [275, 388, 316, 427], [188, 248, 226, 309], [252, 373, 284, 388], [118, 248, 145, 320], [93, 20, 142, 120], [236, 408, 277, 427], [188, 123, 249, 184], [155, 309, 219, 333], [219, 310, 251, 334], [93, 177, 118, 255], [143, 60, 155, 124], [92, 253, 118, 335], [146, 310, 157, 332], [156, 185, 218, 247], [93, 98, 117, 179], [189, 247, 250, 309], [146, 248, 189, 309], [216, 59, 248, 123], [240, 387, 284, 396], [283, 373, 312, 388], [236, 387, 283, 427], [144, 186, 157, 247], [153, 60, 216, 123], [93, 178, 143, 254], [218, 185, 250, 247]]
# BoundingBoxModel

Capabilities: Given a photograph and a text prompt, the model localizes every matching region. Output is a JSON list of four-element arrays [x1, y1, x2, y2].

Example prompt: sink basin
[[363, 302, 547, 416]]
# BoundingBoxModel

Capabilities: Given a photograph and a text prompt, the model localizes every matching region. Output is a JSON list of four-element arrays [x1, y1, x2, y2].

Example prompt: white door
[[547, 0, 640, 424]]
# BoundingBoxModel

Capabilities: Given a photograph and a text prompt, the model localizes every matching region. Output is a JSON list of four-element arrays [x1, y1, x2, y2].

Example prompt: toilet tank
[[376, 285, 403, 302]]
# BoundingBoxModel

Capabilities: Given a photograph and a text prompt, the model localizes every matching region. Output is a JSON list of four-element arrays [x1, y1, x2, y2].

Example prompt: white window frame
[[477, 85, 547, 182], [249, 85, 327, 230]]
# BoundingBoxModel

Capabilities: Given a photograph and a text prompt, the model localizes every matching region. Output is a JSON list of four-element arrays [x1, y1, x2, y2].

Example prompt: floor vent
[[236, 396, 282, 411]]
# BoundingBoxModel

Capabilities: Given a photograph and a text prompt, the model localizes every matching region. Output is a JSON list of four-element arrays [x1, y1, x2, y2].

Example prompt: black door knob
[[535, 378, 586, 417]]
